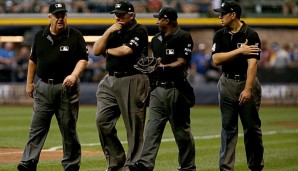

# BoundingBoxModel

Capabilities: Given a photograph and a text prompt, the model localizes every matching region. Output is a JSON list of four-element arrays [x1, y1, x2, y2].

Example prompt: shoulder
[[214, 27, 225, 35], [152, 33, 161, 41], [69, 27, 83, 36], [133, 24, 148, 34], [246, 26, 258, 35]]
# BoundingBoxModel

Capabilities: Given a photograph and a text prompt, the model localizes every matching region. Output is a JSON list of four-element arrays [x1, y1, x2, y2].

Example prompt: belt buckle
[[114, 72, 122, 78], [234, 75, 241, 82], [48, 79, 54, 85]]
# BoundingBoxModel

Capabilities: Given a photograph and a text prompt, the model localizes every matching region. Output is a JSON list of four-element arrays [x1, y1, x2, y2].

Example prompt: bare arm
[[212, 39, 260, 65], [63, 59, 88, 87], [93, 22, 123, 56], [159, 57, 186, 69], [26, 60, 36, 98], [107, 45, 133, 57], [238, 58, 258, 105]]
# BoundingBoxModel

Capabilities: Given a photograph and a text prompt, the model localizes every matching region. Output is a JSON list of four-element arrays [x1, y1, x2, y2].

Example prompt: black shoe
[[17, 161, 37, 171], [105, 166, 123, 171], [129, 162, 149, 171]]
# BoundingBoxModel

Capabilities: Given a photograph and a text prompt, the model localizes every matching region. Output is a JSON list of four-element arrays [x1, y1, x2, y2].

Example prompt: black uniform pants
[[20, 80, 81, 171], [217, 76, 264, 171], [95, 74, 149, 170], [138, 87, 196, 171]]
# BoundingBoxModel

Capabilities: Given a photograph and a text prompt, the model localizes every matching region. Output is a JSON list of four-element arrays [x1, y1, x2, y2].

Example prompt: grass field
[[0, 105, 297, 171]]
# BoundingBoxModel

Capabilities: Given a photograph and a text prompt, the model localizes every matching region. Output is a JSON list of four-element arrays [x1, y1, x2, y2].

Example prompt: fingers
[[244, 39, 248, 45]]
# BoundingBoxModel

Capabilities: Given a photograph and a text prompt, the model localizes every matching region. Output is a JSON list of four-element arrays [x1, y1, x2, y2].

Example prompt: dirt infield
[[0, 148, 103, 163]]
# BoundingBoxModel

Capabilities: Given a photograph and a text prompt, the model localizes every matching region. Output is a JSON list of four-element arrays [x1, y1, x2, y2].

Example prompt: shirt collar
[[43, 24, 70, 38], [223, 21, 248, 34]]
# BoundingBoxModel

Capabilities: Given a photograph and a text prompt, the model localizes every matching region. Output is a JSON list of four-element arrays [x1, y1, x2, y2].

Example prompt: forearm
[[26, 60, 36, 84], [71, 59, 88, 78], [244, 59, 258, 91], [93, 30, 112, 56], [212, 48, 242, 65], [107, 45, 133, 57], [162, 58, 186, 68]]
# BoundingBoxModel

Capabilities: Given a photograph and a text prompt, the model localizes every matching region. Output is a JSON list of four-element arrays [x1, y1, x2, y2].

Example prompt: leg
[[133, 87, 168, 171], [117, 74, 149, 169], [169, 89, 196, 171], [18, 81, 54, 170], [57, 83, 81, 171], [96, 76, 126, 169], [240, 80, 264, 171], [218, 77, 239, 171]]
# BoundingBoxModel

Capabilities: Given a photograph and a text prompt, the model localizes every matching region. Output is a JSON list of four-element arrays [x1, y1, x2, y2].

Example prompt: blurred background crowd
[[0, 0, 297, 16], [0, 0, 298, 83]]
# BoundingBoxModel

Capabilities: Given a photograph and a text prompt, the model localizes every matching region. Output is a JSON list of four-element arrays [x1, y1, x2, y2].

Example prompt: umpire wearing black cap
[[93, 0, 149, 171], [17, 2, 88, 171], [130, 7, 196, 171], [212, 1, 264, 171]]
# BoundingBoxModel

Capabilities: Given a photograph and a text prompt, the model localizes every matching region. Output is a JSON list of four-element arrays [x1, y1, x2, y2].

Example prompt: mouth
[[57, 22, 64, 26]]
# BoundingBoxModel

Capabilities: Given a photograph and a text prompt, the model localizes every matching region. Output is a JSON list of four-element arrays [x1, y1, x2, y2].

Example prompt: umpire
[[93, 0, 149, 171], [130, 7, 196, 171], [212, 1, 264, 171], [18, 2, 88, 171]]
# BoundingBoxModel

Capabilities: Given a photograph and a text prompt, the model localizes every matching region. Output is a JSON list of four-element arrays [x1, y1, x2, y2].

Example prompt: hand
[[238, 89, 251, 105], [62, 74, 76, 88], [240, 39, 260, 55], [26, 83, 35, 98], [107, 22, 124, 33]]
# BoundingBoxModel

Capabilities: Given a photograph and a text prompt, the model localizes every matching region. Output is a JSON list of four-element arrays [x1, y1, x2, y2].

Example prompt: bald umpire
[[17, 2, 88, 171]]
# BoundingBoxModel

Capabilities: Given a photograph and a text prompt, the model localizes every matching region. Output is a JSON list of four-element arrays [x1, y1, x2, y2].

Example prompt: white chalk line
[[1, 129, 298, 155]]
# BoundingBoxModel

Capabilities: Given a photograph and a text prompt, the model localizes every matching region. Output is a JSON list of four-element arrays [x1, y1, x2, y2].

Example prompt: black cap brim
[[110, 9, 127, 14], [51, 9, 67, 14], [213, 8, 227, 13], [153, 14, 160, 18]]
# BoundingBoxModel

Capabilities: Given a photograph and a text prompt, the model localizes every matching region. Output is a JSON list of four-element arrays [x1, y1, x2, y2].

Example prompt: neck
[[230, 20, 242, 33], [165, 26, 178, 36]]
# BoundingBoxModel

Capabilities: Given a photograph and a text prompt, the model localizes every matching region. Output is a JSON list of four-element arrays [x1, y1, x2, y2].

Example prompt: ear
[[48, 14, 52, 22], [131, 13, 135, 19]]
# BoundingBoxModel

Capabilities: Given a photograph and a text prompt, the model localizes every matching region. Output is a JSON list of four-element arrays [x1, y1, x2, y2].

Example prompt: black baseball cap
[[213, 0, 242, 15], [49, 2, 67, 14], [110, 0, 134, 14], [153, 7, 178, 21]]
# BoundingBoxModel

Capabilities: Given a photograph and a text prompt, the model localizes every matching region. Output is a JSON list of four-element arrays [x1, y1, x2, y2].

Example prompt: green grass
[[0, 105, 298, 171]]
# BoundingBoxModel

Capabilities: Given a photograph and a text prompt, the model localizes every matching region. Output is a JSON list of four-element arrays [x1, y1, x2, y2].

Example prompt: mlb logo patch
[[166, 49, 174, 55], [115, 4, 121, 8], [55, 3, 63, 8], [60, 46, 69, 51]]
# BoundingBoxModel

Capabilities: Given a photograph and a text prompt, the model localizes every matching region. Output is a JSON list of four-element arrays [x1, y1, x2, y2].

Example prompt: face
[[156, 18, 168, 32], [114, 12, 134, 26], [218, 12, 235, 27], [49, 11, 67, 33]]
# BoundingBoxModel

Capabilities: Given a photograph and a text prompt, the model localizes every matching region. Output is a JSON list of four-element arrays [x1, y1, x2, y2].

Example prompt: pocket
[[176, 80, 195, 107], [135, 74, 150, 106]]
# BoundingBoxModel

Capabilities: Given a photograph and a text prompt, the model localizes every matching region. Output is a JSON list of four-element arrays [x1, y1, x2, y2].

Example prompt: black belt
[[41, 78, 63, 85], [109, 71, 138, 78], [156, 81, 175, 89], [223, 73, 246, 82]]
